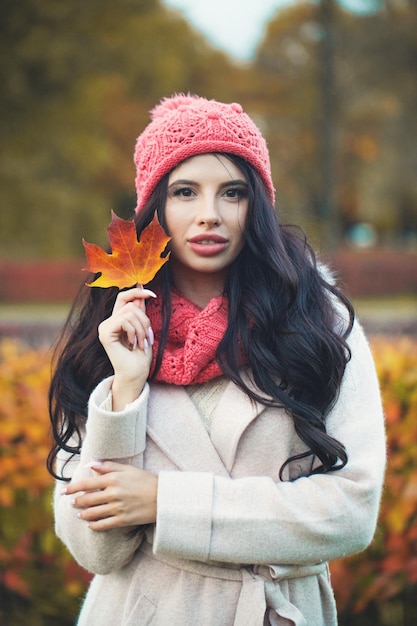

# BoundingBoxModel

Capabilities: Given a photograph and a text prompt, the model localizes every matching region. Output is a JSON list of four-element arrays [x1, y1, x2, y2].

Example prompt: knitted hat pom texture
[[134, 94, 275, 212]]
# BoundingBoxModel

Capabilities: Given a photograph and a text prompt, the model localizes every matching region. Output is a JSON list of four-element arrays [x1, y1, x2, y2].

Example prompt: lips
[[187, 234, 229, 256], [188, 234, 228, 244]]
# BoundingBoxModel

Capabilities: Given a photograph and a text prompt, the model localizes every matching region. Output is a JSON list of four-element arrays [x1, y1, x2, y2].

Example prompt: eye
[[223, 186, 248, 200], [173, 187, 195, 198]]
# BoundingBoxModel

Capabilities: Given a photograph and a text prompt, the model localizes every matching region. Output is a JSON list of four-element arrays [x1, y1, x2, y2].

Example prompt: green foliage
[[0, 0, 241, 258], [254, 1, 417, 245], [1, 1, 416, 256]]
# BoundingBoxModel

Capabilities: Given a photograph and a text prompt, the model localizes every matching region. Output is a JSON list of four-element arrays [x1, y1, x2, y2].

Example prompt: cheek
[[164, 208, 184, 238], [164, 215, 189, 256]]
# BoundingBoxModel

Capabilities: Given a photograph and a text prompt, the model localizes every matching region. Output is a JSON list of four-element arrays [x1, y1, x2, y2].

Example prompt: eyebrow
[[168, 179, 197, 188], [221, 179, 248, 188], [168, 178, 248, 189]]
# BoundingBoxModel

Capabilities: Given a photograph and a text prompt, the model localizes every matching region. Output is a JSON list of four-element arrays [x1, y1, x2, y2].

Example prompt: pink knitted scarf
[[146, 290, 228, 385]]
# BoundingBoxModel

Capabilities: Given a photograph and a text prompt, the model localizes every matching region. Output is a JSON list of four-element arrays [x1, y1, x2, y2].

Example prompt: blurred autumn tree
[[1, 0, 416, 256], [253, 0, 417, 248], [0, 0, 246, 257]]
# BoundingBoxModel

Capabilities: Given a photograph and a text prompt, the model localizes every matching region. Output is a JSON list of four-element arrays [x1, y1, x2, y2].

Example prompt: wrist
[[111, 376, 146, 411]]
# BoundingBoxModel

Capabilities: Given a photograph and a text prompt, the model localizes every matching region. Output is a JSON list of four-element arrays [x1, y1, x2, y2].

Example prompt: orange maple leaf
[[83, 211, 171, 289]]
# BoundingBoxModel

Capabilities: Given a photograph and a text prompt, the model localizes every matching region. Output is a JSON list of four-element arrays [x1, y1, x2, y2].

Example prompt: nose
[[196, 193, 222, 226]]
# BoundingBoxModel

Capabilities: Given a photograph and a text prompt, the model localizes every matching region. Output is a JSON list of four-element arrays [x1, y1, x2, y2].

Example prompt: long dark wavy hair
[[47, 153, 354, 481]]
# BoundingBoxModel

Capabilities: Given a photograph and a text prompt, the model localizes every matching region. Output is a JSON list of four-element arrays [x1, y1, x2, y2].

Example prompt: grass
[[0, 303, 70, 323], [353, 295, 417, 321], [0, 295, 416, 323]]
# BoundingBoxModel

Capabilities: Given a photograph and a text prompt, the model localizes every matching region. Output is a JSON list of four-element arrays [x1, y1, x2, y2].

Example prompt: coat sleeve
[[53, 377, 149, 575], [153, 321, 386, 565]]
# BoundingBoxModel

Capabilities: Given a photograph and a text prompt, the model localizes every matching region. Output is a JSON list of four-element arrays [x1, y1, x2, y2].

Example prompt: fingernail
[[71, 499, 76, 507], [148, 326, 154, 346], [142, 289, 157, 298], [60, 487, 67, 495], [132, 335, 138, 350], [144, 338, 149, 355]]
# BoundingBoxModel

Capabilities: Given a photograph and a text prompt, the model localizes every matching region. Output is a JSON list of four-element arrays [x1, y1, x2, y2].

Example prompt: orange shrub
[[331, 336, 417, 625], [0, 339, 90, 625]]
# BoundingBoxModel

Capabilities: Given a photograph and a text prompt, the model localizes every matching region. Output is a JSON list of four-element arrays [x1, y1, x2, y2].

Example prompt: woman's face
[[164, 153, 249, 290]]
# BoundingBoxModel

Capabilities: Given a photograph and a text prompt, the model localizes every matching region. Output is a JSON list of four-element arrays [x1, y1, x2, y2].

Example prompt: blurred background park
[[0, 0, 416, 624]]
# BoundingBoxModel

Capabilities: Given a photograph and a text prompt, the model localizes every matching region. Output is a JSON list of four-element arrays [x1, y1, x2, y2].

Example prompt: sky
[[161, 0, 379, 61], [161, 0, 293, 61]]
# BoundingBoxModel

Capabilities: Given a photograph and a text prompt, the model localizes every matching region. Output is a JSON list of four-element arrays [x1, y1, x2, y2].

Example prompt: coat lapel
[[146, 383, 230, 477], [210, 375, 267, 473], [147, 376, 267, 477]]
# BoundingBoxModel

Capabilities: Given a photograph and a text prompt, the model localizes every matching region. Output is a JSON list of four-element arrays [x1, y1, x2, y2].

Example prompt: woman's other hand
[[62, 461, 158, 531]]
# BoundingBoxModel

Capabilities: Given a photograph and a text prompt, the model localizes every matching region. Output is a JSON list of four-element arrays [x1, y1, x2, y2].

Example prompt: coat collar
[[146, 375, 266, 475], [210, 373, 267, 473]]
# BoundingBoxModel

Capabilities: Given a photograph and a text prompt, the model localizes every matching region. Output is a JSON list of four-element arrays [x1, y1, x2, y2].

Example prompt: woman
[[48, 94, 385, 626]]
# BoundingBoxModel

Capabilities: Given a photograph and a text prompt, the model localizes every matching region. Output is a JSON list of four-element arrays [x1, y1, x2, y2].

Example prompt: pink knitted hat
[[134, 94, 275, 212]]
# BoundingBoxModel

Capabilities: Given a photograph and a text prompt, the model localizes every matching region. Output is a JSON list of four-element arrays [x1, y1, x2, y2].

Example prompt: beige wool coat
[[54, 320, 386, 626]]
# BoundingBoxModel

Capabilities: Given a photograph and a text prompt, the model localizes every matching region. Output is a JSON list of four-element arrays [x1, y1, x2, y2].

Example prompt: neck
[[171, 266, 225, 309]]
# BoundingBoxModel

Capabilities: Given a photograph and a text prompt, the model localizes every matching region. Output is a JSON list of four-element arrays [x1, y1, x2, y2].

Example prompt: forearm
[[53, 377, 150, 573], [153, 465, 383, 566]]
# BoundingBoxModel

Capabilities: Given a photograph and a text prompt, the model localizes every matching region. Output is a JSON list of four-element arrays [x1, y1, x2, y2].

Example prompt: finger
[[61, 462, 124, 495], [60, 463, 121, 495], [72, 489, 111, 510], [123, 314, 152, 353], [119, 316, 140, 350], [100, 307, 151, 353], [86, 460, 127, 474], [134, 283, 146, 313], [61, 476, 106, 496], [113, 286, 156, 314], [115, 304, 153, 350], [77, 501, 117, 521], [87, 516, 122, 532]]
